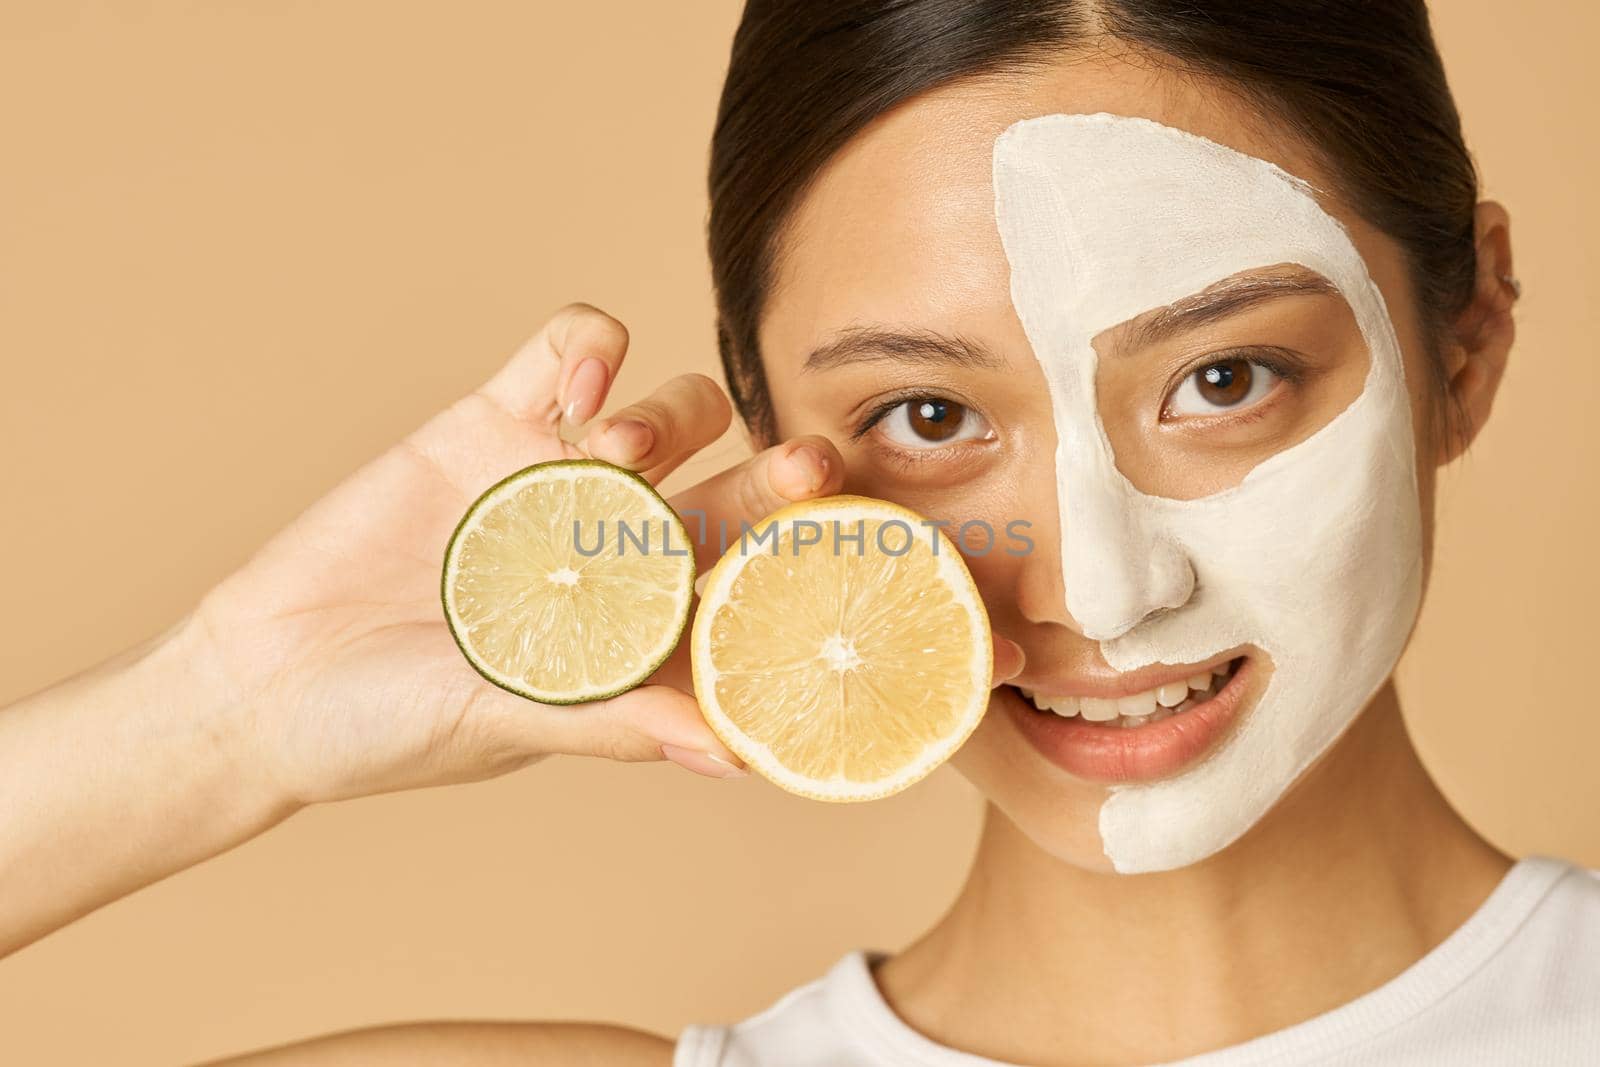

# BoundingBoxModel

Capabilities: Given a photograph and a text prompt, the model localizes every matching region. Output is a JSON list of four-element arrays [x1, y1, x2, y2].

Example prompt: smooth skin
[[0, 45, 1514, 1067]]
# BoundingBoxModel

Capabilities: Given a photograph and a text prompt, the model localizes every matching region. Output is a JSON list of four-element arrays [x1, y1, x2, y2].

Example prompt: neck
[[876, 681, 1511, 1066]]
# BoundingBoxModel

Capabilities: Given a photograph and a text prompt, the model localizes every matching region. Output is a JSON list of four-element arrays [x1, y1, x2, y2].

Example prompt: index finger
[[476, 303, 631, 431]]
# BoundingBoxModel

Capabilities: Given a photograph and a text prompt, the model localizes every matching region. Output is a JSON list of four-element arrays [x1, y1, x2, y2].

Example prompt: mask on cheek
[[991, 113, 1425, 874]]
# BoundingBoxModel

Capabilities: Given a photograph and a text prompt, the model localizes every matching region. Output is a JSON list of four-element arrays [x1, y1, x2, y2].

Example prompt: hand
[[174, 306, 807, 803], [182, 304, 1022, 807]]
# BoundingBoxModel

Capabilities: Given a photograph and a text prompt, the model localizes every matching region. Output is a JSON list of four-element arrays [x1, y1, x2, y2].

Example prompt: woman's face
[[757, 51, 1443, 874]]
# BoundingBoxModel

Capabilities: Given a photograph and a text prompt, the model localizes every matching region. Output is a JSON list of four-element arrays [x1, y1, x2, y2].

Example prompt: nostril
[[1147, 546, 1197, 612], [1060, 530, 1196, 642], [1081, 600, 1178, 642]]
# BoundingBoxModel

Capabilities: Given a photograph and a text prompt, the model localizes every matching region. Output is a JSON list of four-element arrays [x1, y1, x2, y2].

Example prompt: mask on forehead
[[991, 113, 1424, 874]]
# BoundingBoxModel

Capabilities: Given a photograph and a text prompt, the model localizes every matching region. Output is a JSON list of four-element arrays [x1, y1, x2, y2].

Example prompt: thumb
[[609, 685, 749, 779], [480, 682, 748, 780]]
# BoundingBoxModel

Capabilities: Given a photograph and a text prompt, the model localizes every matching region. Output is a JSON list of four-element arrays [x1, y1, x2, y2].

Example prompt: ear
[[1435, 201, 1517, 466]]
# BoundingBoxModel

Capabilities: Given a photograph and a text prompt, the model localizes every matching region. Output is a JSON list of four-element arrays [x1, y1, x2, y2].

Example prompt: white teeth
[[1117, 689, 1157, 717], [1080, 697, 1120, 722], [1024, 689, 1080, 717], [1018, 659, 1238, 726], [1156, 681, 1188, 708]]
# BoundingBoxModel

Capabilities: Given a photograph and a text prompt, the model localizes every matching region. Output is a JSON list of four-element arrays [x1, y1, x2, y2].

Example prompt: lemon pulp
[[692, 496, 991, 801]]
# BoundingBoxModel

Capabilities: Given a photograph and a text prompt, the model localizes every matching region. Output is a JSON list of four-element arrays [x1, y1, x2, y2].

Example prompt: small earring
[[1499, 273, 1522, 300]]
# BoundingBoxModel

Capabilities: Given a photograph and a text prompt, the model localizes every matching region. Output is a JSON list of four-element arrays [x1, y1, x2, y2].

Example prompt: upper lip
[[1012, 650, 1246, 700]]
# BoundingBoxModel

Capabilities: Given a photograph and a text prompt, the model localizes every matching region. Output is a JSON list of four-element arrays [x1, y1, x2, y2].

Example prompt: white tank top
[[673, 856, 1600, 1065]]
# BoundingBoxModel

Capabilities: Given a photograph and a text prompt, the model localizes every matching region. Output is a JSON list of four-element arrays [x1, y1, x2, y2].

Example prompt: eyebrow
[[801, 324, 1006, 373], [1114, 267, 1340, 353]]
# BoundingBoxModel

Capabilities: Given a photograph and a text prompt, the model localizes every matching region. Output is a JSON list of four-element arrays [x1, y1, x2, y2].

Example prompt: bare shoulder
[[197, 1020, 676, 1066]]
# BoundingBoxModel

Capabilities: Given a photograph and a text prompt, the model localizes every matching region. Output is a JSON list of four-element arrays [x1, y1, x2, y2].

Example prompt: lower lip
[[1002, 657, 1255, 784]]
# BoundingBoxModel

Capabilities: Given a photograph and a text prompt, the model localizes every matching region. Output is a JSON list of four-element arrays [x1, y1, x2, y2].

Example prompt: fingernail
[[660, 743, 748, 779], [597, 418, 654, 463], [995, 636, 1026, 682], [562, 357, 609, 425], [786, 443, 829, 493]]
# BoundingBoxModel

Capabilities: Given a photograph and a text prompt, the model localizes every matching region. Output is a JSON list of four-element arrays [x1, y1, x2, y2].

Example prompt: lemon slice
[[691, 495, 992, 801], [442, 459, 695, 705]]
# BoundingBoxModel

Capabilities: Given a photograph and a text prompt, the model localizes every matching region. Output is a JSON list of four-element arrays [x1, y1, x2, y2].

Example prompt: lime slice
[[442, 459, 695, 705], [691, 495, 992, 801]]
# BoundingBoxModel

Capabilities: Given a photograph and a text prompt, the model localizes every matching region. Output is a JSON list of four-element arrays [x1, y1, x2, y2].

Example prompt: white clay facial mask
[[992, 113, 1424, 873]]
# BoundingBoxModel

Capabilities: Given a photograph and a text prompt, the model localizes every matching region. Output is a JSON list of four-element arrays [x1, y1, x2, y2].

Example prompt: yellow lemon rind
[[690, 494, 992, 802]]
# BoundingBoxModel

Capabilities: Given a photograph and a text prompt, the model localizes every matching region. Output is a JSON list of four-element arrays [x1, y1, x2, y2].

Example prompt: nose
[[1066, 467, 1194, 640], [1019, 466, 1195, 641]]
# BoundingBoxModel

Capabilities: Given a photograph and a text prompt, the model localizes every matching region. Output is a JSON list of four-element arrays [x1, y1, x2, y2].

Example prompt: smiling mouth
[[1013, 657, 1242, 729], [1000, 655, 1255, 783]]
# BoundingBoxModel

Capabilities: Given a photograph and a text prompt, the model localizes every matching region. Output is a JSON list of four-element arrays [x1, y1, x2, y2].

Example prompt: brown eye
[[908, 399, 965, 441], [1197, 359, 1252, 405], [1165, 358, 1279, 418], [877, 397, 993, 451]]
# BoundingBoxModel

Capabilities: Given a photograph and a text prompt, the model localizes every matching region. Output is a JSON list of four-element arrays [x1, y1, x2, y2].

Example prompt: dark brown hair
[[707, 0, 1477, 443]]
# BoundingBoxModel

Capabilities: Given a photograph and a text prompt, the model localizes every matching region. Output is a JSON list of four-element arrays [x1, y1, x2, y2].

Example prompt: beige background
[[1, 3, 1595, 1063]]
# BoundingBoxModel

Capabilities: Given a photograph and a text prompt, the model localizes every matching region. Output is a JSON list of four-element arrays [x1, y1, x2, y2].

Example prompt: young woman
[[3, 1, 1595, 1063]]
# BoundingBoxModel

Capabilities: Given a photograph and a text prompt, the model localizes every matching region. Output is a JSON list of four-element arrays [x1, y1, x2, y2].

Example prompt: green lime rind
[[440, 458, 695, 706]]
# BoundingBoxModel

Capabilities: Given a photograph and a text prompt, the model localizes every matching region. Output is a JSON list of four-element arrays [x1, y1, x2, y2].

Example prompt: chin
[[951, 653, 1277, 876], [950, 710, 1121, 874]]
